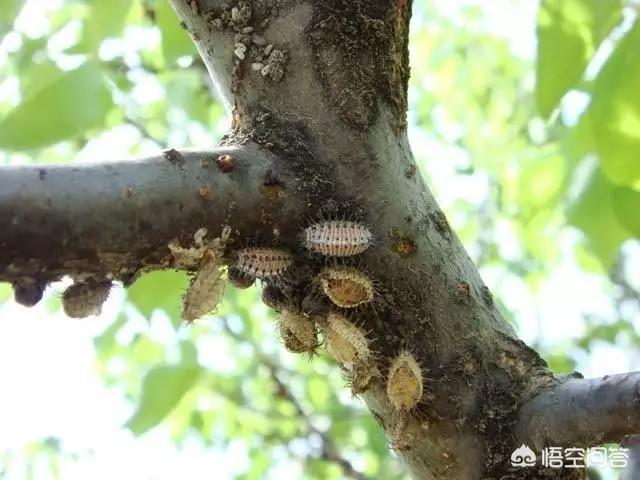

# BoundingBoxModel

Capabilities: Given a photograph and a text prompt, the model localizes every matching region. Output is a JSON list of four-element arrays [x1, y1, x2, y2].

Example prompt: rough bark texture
[[1, 1, 638, 479], [516, 372, 640, 450], [621, 435, 640, 480], [0, 146, 287, 285]]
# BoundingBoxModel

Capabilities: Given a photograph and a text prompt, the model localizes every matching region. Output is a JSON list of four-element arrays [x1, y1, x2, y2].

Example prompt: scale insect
[[234, 248, 293, 279], [181, 226, 230, 322], [319, 266, 374, 308], [182, 250, 226, 322], [324, 311, 371, 368], [323, 311, 376, 393], [62, 280, 112, 318], [303, 220, 373, 257], [387, 351, 423, 411], [278, 309, 318, 354]]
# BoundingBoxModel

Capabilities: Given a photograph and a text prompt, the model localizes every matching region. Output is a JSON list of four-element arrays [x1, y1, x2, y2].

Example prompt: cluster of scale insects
[[227, 219, 424, 444], [58, 219, 424, 447]]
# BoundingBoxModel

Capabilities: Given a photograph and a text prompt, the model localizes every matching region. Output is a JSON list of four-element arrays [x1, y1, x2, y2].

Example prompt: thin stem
[[222, 318, 367, 480]]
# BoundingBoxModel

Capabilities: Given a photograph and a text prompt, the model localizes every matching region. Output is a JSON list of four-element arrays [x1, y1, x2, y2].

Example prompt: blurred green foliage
[[0, 0, 639, 478], [0, 61, 112, 149], [536, 0, 622, 118]]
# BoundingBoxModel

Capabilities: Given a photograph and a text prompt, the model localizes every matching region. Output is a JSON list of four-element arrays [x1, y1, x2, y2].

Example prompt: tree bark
[[0, 144, 301, 287], [1, 1, 637, 478], [621, 435, 640, 480], [515, 372, 640, 449]]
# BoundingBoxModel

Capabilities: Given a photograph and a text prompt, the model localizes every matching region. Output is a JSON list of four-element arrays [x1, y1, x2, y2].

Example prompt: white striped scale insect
[[303, 221, 373, 257], [234, 248, 293, 279]]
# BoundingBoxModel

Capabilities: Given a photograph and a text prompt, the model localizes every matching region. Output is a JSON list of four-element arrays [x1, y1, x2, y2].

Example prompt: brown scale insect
[[62, 280, 112, 318], [303, 220, 373, 257], [278, 309, 318, 354], [319, 266, 374, 308], [387, 351, 423, 411], [324, 311, 370, 367], [234, 248, 293, 279], [179, 226, 230, 322], [182, 250, 225, 322], [323, 311, 376, 393], [13, 278, 46, 307]]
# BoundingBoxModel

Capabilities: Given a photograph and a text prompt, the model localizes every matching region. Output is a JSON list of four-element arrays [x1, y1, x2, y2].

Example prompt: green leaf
[[577, 319, 636, 351], [611, 185, 640, 237], [125, 363, 202, 435], [0, 62, 113, 150], [164, 70, 210, 124], [589, 21, 640, 188], [156, 0, 196, 65], [567, 167, 630, 268], [20, 61, 65, 99], [94, 314, 128, 354], [536, 0, 622, 117], [0, 283, 12, 304], [126, 270, 188, 322], [545, 349, 576, 374], [516, 149, 566, 209], [306, 376, 330, 410], [561, 111, 595, 166], [0, 0, 23, 37], [73, 0, 132, 53]]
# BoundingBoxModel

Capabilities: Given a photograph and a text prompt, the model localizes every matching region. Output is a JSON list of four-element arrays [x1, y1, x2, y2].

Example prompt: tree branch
[[0, 142, 301, 289], [515, 372, 640, 449], [3, 0, 628, 478]]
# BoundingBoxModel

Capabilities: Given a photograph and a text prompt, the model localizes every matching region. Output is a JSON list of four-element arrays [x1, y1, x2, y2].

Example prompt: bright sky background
[[0, 0, 637, 479]]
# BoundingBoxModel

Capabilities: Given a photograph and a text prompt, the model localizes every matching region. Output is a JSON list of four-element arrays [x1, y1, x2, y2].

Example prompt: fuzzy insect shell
[[278, 309, 318, 353], [62, 281, 112, 318], [387, 352, 423, 411], [320, 267, 374, 308], [235, 248, 293, 278], [324, 311, 370, 368], [182, 249, 226, 322], [304, 221, 373, 257]]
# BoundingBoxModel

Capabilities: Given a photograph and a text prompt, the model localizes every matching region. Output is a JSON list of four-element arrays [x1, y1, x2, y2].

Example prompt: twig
[[222, 318, 367, 480], [124, 114, 168, 149]]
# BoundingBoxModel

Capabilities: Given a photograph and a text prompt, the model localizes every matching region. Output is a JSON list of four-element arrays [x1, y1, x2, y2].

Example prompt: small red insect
[[216, 154, 236, 173]]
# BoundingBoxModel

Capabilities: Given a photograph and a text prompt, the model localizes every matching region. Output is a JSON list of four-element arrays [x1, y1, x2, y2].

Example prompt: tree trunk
[[1, 1, 638, 478]]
